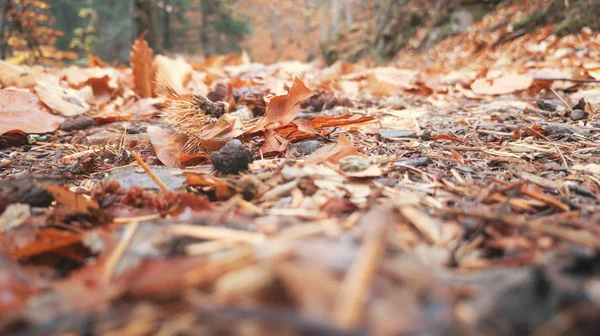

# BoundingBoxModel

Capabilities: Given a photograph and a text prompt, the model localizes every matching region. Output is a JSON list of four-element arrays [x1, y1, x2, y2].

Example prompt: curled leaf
[[249, 76, 312, 132]]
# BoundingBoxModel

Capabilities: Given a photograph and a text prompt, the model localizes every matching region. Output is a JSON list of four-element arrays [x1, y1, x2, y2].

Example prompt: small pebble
[[536, 99, 559, 112], [394, 157, 430, 172], [288, 140, 323, 157], [544, 123, 590, 136], [60, 115, 95, 132], [570, 109, 588, 121], [211, 139, 254, 174], [378, 129, 418, 140]]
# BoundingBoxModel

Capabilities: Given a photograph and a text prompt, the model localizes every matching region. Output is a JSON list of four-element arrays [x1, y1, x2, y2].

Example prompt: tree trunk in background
[[344, 0, 352, 27], [163, 0, 171, 51], [133, 0, 159, 50], [0, 0, 10, 59], [330, 0, 339, 37], [199, 0, 209, 57]]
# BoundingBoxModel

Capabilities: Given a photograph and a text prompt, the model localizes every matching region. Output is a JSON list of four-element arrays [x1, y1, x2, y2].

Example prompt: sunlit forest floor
[[1, 1, 600, 335]]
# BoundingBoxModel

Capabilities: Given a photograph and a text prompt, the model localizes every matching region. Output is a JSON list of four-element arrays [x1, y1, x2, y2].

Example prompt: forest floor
[[1, 11, 600, 336]]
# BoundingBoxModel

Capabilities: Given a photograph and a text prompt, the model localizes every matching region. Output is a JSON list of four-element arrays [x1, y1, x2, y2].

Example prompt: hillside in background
[[1, 0, 599, 66]]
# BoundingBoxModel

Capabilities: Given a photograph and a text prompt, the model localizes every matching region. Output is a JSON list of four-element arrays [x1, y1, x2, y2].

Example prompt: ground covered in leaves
[[1, 24, 600, 336]]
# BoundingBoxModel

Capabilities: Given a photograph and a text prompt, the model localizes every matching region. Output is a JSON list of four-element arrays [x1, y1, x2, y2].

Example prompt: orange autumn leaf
[[130, 34, 155, 98], [248, 76, 312, 133], [8, 229, 83, 259], [43, 185, 100, 213], [305, 134, 360, 165], [471, 73, 533, 95], [184, 172, 237, 200], [0, 89, 64, 134], [261, 129, 290, 155]]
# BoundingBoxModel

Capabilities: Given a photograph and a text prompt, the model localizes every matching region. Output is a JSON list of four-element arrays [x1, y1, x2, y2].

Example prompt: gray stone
[[570, 109, 588, 121], [103, 165, 186, 190], [378, 129, 418, 140]]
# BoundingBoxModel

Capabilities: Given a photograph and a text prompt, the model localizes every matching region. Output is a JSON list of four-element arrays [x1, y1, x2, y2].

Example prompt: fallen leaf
[[154, 55, 193, 93], [0, 61, 39, 89], [43, 185, 100, 213], [61, 66, 120, 92], [147, 126, 186, 168], [7, 228, 83, 259], [248, 76, 312, 132], [261, 129, 290, 155], [0, 89, 64, 134], [471, 73, 533, 95], [122, 97, 164, 119], [35, 77, 90, 116], [184, 172, 238, 200], [195, 113, 245, 152], [305, 134, 360, 165], [130, 34, 155, 98], [366, 67, 420, 96]]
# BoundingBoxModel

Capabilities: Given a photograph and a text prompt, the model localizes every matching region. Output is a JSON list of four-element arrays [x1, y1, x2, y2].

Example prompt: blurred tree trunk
[[133, 0, 159, 50], [330, 0, 339, 37], [163, 0, 171, 50], [199, 0, 209, 56], [0, 0, 11, 59]]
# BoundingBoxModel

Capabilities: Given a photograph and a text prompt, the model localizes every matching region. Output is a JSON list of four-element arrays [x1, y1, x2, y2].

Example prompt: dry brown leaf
[[147, 126, 186, 168], [366, 68, 420, 96], [260, 129, 290, 155], [130, 34, 155, 98], [154, 55, 193, 93], [8, 229, 83, 259], [0, 61, 39, 89], [195, 114, 245, 152], [61, 66, 119, 90], [0, 89, 64, 134], [184, 172, 238, 200], [122, 97, 164, 119], [43, 185, 100, 213], [248, 76, 312, 133], [35, 77, 90, 116], [471, 73, 533, 95], [305, 134, 360, 165]]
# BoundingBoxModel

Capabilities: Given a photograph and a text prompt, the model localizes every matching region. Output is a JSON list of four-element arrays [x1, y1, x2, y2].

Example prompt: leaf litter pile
[[2, 27, 600, 336]]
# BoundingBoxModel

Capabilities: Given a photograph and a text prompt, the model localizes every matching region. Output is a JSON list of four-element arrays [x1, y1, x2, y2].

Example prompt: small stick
[[102, 221, 139, 284], [114, 213, 161, 224], [132, 151, 170, 191], [535, 77, 600, 83], [520, 185, 570, 212], [549, 88, 574, 115], [167, 224, 266, 244], [59, 149, 95, 162], [332, 206, 391, 329], [552, 143, 569, 169]]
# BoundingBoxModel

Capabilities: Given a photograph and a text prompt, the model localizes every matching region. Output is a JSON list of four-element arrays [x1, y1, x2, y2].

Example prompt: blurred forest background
[[1, 0, 599, 66]]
